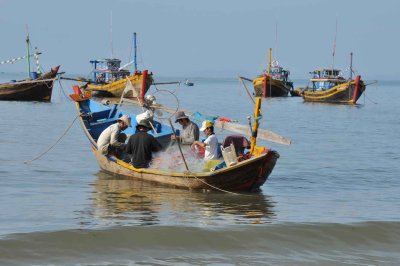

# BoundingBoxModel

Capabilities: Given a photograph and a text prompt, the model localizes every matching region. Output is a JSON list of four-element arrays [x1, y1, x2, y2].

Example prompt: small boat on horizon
[[253, 48, 294, 97]]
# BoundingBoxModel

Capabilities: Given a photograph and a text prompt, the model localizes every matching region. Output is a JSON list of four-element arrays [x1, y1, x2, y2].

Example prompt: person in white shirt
[[192, 120, 219, 161], [97, 115, 131, 157]]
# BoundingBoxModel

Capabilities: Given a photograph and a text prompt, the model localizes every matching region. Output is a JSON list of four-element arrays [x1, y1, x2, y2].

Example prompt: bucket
[[30, 72, 38, 80], [221, 143, 238, 166]]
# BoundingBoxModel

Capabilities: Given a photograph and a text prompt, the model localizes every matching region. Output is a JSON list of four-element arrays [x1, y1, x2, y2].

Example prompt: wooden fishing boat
[[253, 48, 293, 97], [298, 52, 366, 104], [0, 33, 60, 102], [85, 34, 152, 98], [85, 58, 153, 98], [0, 66, 60, 102], [70, 87, 279, 192]]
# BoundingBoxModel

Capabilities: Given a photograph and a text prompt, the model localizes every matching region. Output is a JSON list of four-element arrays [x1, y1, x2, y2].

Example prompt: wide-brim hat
[[117, 115, 132, 127], [174, 111, 189, 123], [136, 119, 152, 130], [200, 120, 214, 131]]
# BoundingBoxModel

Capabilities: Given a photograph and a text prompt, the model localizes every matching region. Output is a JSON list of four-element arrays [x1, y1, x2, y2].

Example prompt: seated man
[[97, 115, 131, 157], [192, 120, 219, 161], [172, 111, 200, 145], [125, 120, 162, 168]]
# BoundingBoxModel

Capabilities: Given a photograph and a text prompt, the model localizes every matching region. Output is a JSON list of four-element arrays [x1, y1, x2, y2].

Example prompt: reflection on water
[[88, 171, 276, 226]]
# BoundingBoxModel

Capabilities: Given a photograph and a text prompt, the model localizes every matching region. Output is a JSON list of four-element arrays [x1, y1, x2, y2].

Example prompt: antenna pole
[[134, 32, 137, 72], [349, 52, 353, 80], [110, 11, 113, 58], [332, 18, 338, 70]]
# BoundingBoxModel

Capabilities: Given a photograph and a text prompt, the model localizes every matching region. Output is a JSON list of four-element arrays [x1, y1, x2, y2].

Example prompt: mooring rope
[[24, 114, 80, 164]]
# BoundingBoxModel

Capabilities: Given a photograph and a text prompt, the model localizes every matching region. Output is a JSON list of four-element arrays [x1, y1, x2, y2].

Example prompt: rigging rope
[[24, 114, 80, 164]]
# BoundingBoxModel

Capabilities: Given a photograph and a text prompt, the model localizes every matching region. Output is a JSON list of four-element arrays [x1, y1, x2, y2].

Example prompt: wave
[[1, 222, 400, 265]]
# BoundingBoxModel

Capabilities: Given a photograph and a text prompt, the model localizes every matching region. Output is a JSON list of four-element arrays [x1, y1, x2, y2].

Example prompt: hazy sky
[[0, 0, 399, 80]]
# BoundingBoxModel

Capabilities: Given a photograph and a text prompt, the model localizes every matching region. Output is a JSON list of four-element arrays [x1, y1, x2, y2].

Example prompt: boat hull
[[87, 70, 153, 98], [253, 75, 291, 97], [0, 66, 60, 102], [302, 76, 366, 104]]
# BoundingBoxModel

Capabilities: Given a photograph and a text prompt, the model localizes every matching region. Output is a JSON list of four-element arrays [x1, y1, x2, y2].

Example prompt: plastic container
[[221, 143, 238, 166]]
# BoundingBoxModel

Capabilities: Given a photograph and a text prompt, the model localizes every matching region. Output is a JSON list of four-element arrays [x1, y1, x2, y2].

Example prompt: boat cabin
[[90, 59, 130, 84], [310, 68, 345, 91], [269, 65, 290, 82]]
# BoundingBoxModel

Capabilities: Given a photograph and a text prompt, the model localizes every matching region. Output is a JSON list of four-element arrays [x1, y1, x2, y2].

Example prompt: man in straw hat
[[97, 115, 131, 157], [172, 110, 199, 145], [125, 120, 162, 168], [192, 120, 220, 161]]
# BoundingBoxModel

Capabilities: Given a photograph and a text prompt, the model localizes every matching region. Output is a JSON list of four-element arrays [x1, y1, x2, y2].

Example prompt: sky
[[0, 0, 399, 80]]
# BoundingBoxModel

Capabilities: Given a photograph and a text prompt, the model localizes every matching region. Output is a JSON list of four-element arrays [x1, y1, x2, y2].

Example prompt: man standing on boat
[[125, 120, 162, 168], [97, 115, 131, 157], [172, 111, 200, 145]]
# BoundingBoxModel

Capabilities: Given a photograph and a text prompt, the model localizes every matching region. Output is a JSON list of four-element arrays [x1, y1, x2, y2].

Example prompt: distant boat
[[85, 58, 153, 98], [299, 53, 366, 104], [85, 33, 153, 99], [184, 79, 194, 86], [253, 48, 293, 97], [0, 34, 60, 102]]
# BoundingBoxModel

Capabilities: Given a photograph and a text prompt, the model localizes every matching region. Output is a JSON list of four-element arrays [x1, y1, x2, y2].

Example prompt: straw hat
[[117, 115, 132, 127], [174, 111, 189, 123], [200, 120, 214, 131]]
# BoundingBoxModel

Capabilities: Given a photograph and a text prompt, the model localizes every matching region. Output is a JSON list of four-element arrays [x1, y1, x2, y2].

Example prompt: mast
[[133, 32, 137, 72], [26, 26, 31, 77], [349, 52, 353, 80], [267, 48, 272, 75]]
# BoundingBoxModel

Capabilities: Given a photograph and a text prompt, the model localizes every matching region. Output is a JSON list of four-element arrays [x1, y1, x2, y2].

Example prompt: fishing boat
[[299, 53, 366, 104], [85, 33, 153, 99], [70, 86, 279, 192], [253, 48, 294, 97], [0, 34, 60, 102]]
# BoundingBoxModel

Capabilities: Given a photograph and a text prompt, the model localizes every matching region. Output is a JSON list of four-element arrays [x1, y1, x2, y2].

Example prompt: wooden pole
[[168, 119, 189, 171], [250, 97, 262, 154]]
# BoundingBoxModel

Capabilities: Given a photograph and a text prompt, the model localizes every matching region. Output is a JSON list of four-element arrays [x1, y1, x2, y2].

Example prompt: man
[[192, 120, 219, 161], [97, 115, 131, 157], [125, 120, 162, 168], [172, 111, 200, 145]]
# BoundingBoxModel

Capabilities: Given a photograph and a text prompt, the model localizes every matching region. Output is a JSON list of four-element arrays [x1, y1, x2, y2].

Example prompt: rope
[[5, 78, 56, 85], [24, 114, 80, 164], [183, 171, 242, 195], [58, 78, 73, 101]]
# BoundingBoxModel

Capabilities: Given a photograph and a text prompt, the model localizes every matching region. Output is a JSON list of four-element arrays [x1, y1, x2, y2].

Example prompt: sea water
[[0, 73, 399, 265]]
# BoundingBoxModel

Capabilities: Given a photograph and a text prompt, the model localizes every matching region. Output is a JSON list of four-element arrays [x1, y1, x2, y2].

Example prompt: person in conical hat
[[192, 120, 219, 161], [172, 110, 199, 145], [97, 115, 131, 157]]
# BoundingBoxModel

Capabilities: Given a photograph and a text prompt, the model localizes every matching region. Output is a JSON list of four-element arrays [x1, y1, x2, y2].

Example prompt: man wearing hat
[[125, 120, 162, 168], [97, 115, 131, 157], [172, 110, 199, 145], [192, 120, 220, 161]]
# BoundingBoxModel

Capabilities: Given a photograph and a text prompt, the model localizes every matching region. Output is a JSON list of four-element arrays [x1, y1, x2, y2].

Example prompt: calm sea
[[0, 73, 399, 265]]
